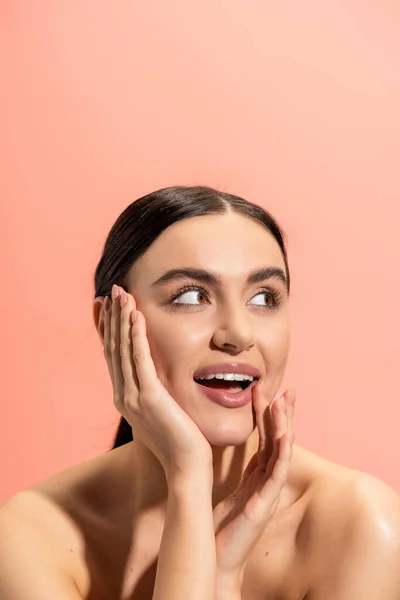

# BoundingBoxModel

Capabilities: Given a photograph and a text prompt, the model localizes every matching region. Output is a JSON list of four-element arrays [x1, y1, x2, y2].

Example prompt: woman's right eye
[[172, 289, 209, 305]]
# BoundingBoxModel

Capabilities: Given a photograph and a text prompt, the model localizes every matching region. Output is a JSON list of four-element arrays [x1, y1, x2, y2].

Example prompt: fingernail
[[111, 285, 120, 302], [104, 297, 110, 312], [120, 290, 128, 308]]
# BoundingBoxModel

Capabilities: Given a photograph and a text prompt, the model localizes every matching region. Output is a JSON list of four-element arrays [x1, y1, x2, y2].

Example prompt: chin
[[198, 418, 255, 448], [172, 385, 256, 447]]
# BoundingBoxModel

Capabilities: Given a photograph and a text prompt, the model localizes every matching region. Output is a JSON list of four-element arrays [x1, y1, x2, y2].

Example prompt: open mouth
[[193, 377, 256, 393]]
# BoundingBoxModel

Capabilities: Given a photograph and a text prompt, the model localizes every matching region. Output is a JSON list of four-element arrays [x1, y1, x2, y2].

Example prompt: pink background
[[1, 2, 399, 500]]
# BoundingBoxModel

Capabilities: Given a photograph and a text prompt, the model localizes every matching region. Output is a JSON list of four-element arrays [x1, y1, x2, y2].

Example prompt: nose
[[211, 305, 255, 353]]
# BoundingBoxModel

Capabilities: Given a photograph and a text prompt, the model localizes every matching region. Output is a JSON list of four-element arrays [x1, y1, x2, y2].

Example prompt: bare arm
[[153, 473, 216, 600]]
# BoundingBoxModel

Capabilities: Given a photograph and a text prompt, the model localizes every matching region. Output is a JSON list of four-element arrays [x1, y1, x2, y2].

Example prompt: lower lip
[[194, 380, 256, 408]]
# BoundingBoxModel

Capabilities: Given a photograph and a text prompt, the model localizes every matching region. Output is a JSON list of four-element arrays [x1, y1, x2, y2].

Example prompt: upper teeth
[[195, 373, 254, 382]]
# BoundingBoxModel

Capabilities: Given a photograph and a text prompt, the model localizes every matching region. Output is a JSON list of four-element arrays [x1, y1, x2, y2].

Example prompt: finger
[[260, 429, 292, 504], [236, 452, 259, 492], [102, 296, 115, 387], [110, 286, 125, 403], [252, 382, 268, 471], [275, 394, 288, 437], [269, 428, 292, 484], [266, 396, 291, 488], [265, 396, 287, 478], [130, 303, 160, 393], [120, 291, 139, 397], [265, 399, 275, 463], [285, 388, 295, 444]]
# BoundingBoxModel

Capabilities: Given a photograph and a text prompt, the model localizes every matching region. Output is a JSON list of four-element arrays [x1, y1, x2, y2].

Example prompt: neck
[[126, 430, 260, 515]]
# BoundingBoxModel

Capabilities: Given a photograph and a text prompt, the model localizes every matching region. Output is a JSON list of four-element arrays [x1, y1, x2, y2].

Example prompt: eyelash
[[167, 285, 284, 312]]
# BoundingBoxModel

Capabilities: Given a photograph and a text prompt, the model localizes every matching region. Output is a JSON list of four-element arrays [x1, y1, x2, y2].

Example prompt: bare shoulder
[[297, 447, 400, 598], [0, 448, 124, 597], [0, 489, 85, 598], [308, 450, 400, 536]]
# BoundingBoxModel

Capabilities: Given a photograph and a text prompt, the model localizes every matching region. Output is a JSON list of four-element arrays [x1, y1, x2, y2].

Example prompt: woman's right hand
[[102, 284, 213, 481]]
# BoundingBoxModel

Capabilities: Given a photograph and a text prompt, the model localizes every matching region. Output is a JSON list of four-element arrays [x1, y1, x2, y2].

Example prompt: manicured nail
[[112, 285, 120, 302], [120, 290, 128, 308]]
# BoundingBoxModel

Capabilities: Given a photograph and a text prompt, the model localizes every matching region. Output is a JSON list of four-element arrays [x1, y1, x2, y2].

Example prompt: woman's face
[[126, 212, 291, 447]]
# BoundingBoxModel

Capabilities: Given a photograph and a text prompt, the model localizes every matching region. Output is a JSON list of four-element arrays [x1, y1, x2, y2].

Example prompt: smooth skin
[[0, 212, 400, 599]]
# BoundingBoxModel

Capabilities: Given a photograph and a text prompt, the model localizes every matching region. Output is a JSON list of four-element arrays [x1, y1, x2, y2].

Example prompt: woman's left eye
[[249, 291, 280, 309]]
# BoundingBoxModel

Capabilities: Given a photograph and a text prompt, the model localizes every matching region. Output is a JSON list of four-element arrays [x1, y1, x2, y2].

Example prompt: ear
[[93, 296, 108, 345]]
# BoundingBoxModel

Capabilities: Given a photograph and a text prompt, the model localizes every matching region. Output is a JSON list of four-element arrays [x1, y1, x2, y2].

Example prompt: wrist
[[166, 468, 214, 496], [215, 590, 242, 600], [215, 570, 243, 600], [215, 589, 242, 600], [163, 450, 213, 482]]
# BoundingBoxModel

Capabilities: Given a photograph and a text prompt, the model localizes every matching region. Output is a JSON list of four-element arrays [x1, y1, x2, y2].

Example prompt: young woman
[[1, 186, 399, 599]]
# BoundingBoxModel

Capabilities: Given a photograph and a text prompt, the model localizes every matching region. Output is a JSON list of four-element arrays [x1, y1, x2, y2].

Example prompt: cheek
[[144, 312, 205, 379], [257, 318, 290, 365]]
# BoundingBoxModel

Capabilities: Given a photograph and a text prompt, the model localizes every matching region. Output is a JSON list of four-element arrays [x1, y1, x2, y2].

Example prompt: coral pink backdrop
[[1, 1, 399, 500]]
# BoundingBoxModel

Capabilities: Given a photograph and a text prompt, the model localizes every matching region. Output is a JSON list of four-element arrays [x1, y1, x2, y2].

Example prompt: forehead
[[132, 212, 286, 282]]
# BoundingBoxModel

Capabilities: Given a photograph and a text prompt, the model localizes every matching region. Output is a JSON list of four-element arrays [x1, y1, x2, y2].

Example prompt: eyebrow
[[151, 266, 288, 292]]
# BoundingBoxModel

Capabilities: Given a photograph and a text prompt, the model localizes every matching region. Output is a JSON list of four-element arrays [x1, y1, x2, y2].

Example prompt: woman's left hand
[[213, 385, 295, 595]]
